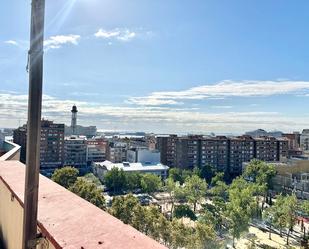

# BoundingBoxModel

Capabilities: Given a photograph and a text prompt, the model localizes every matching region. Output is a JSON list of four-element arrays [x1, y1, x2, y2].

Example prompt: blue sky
[[1, 0, 309, 134]]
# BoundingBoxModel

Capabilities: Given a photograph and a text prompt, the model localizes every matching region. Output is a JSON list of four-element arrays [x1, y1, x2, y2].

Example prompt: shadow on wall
[[0, 226, 5, 249]]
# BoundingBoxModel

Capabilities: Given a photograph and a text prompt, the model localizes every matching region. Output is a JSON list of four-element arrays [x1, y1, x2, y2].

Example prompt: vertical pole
[[23, 0, 45, 248]]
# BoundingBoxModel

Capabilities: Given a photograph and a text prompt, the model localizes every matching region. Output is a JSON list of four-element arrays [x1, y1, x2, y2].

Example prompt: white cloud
[[211, 105, 233, 109], [128, 97, 182, 106], [4, 40, 18, 46], [128, 80, 309, 106], [1, 92, 309, 133], [44, 35, 81, 50], [94, 28, 136, 42]]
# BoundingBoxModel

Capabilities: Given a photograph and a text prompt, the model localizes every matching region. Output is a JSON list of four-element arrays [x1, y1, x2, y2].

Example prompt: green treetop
[[51, 166, 79, 188]]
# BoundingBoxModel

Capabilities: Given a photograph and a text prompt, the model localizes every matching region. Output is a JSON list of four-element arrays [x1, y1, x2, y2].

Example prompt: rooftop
[[95, 160, 169, 172], [0, 161, 167, 249]]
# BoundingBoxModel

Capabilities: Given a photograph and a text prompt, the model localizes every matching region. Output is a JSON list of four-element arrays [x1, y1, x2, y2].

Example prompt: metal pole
[[23, 0, 45, 248]]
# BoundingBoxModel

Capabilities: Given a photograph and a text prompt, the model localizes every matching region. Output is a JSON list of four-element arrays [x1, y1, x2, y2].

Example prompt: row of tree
[[109, 194, 221, 249], [162, 160, 304, 247], [51, 161, 309, 248], [104, 167, 162, 194]]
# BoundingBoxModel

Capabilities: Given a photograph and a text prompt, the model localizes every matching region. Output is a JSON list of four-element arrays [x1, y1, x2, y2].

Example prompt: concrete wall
[[0, 180, 56, 249], [0, 179, 23, 249]]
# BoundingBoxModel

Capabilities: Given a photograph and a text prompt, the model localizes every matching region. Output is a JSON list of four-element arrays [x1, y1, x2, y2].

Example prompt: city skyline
[[1, 0, 309, 133]]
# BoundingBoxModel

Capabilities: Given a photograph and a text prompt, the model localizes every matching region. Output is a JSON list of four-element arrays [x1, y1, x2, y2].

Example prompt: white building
[[127, 148, 160, 164], [301, 129, 309, 153], [93, 160, 169, 182]]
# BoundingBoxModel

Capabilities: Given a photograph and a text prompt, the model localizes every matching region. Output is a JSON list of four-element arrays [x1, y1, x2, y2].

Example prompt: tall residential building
[[254, 136, 279, 162], [300, 129, 309, 153], [40, 120, 65, 169], [156, 135, 178, 168], [215, 136, 230, 172], [176, 135, 200, 170], [157, 134, 291, 176], [229, 135, 255, 175], [64, 136, 87, 169], [13, 120, 64, 169], [106, 141, 127, 163], [86, 137, 107, 163]]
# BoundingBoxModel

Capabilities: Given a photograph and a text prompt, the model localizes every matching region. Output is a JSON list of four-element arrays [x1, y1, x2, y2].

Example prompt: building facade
[[229, 135, 255, 175], [300, 129, 309, 153], [86, 137, 108, 164], [106, 141, 128, 163], [13, 120, 65, 170], [156, 134, 291, 176], [93, 161, 169, 182], [64, 136, 87, 169], [127, 148, 161, 164], [156, 135, 178, 168]]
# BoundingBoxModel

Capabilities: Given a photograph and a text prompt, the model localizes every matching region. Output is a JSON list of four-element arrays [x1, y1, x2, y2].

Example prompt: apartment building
[[40, 120, 65, 169], [64, 136, 87, 169], [255, 136, 279, 162], [13, 120, 65, 170], [86, 137, 107, 163], [106, 141, 128, 163], [176, 135, 200, 169], [156, 135, 178, 168], [229, 135, 255, 175], [157, 134, 291, 176]]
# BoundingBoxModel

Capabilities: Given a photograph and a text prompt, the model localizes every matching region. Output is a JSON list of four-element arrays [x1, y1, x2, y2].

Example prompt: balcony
[[0, 161, 167, 249]]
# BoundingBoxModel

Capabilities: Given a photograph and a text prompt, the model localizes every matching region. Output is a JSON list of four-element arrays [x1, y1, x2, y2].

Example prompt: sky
[[1, 0, 309, 134]]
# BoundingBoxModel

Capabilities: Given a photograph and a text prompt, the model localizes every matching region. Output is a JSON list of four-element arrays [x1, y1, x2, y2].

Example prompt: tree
[[209, 180, 229, 201], [125, 172, 142, 192], [69, 178, 105, 209], [170, 219, 191, 249], [266, 194, 286, 237], [199, 164, 215, 184], [141, 174, 162, 194], [83, 173, 103, 187], [51, 166, 79, 188], [165, 177, 178, 217], [188, 222, 217, 249], [104, 167, 126, 194], [110, 194, 139, 224], [243, 160, 276, 207], [168, 168, 184, 183], [184, 175, 207, 212], [201, 202, 224, 233], [157, 214, 172, 246], [226, 177, 255, 247], [211, 172, 224, 186], [174, 204, 197, 220], [300, 200, 309, 238], [284, 194, 298, 245]]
